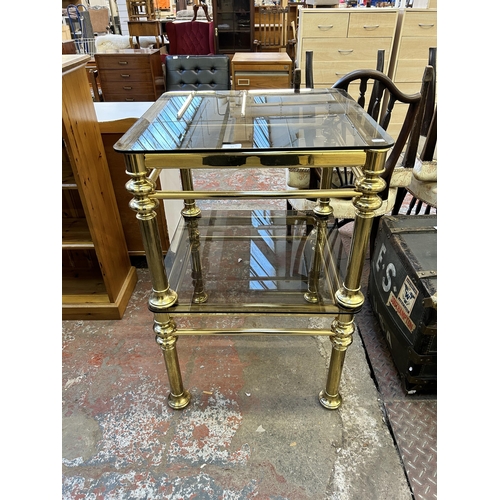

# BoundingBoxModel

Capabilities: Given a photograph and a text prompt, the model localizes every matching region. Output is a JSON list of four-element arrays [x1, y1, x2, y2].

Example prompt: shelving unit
[[62, 54, 137, 320], [213, 0, 254, 54]]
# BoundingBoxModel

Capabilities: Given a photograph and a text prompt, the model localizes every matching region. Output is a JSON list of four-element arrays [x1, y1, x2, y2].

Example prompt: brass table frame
[[119, 91, 390, 411]]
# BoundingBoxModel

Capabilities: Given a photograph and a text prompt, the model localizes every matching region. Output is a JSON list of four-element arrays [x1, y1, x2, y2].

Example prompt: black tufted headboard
[[165, 55, 231, 91]]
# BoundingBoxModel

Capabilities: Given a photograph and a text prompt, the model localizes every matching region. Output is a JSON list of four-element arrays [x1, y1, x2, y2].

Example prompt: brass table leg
[[125, 154, 191, 409], [319, 314, 353, 409], [319, 149, 387, 410], [180, 169, 201, 217], [154, 313, 191, 409], [304, 216, 327, 304], [186, 217, 208, 304], [314, 166, 334, 217]]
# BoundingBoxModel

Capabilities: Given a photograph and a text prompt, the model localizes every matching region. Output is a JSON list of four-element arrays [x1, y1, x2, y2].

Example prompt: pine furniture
[[62, 54, 137, 320]]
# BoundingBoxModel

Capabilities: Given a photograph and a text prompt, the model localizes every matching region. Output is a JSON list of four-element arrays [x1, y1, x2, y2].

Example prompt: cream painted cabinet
[[388, 8, 437, 137], [296, 8, 399, 88]]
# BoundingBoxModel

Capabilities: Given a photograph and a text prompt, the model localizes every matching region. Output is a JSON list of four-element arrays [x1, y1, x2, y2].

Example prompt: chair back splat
[[286, 64, 434, 256], [333, 66, 434, 197], [254, 6, 296, 59]]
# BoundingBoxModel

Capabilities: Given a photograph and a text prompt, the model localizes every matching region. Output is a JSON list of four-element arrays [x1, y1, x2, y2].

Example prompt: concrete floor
[[62, 168, 437, 499]]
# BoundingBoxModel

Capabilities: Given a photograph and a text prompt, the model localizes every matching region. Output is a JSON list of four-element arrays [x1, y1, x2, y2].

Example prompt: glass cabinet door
[[215, 0, 254, 53]]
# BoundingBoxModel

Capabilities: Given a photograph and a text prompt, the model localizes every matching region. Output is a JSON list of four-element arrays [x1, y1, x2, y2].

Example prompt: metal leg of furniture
[[319, 149, 387, 410], [125, 154, 191, 409], [154, 313, 191, 409], [186, 217, 208, 304], [319, 314, 354, 409], [304, 216, 327, 304], [180, 169, 201, 217]]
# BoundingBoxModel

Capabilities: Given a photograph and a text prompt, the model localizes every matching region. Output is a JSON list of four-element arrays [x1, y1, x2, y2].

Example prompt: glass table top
[[160, 210, 354, 315], [114, 88, 394, 154]]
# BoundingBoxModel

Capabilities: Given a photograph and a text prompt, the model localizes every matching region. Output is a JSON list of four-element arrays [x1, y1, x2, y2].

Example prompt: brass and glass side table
[[114, 88, 393, 411]]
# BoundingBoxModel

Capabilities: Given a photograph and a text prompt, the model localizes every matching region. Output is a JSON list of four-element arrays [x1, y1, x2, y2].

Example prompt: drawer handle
[[363, 25, 380, 30], [118, 61, 128, 65], [122, 86, 133, 90], [335, 72, 346, 76], [237, 78, 250, 86], [120, 74, 131, 78], [125, 98, 135, 102], [317, 25, 333, 30], [338, 49, 353, 54], [418, 23, 435, 29]]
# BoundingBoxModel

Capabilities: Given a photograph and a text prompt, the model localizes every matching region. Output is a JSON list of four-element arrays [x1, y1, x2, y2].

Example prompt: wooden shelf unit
[[95, 103, 171, 256], [62, 54, 138, 320]]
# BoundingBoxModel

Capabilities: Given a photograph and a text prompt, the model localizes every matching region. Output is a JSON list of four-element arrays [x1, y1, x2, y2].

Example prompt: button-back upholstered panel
[[165, 21, 215, 56], [165, 55, 231, 91]]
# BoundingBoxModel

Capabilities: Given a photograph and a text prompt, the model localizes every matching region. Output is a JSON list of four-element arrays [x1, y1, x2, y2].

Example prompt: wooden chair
[[126, 0, 156, 21], [254, 6, 296, 59], [393, 106, 437, 215], [128, 20, 164, 49], [289, 49, 386, 190], [286, 65, 434, 254], [392, 47, 437, 215]]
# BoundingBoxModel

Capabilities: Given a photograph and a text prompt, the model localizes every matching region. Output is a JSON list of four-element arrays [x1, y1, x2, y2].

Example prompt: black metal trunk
[[369, 215, 437, 394]]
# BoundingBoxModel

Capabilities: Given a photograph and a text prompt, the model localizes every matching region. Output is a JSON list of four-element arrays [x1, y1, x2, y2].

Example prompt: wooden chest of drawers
[[296, 8, 399, 88], [95, 48, 165, 102], [388, 8, 437, 138], [232, 52, 292, 90]]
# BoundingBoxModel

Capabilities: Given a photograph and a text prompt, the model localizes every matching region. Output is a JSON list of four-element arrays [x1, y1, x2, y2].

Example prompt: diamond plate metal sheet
[[352, 253, 437, 499], [385, 401, 437, 500]]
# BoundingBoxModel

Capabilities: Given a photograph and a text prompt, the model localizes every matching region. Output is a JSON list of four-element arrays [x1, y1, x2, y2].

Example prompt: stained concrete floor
[[62, 168, 437, 499]]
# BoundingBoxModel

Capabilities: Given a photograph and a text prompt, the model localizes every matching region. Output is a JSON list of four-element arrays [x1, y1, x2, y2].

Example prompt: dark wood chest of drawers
[[95, 48, 165, 102]]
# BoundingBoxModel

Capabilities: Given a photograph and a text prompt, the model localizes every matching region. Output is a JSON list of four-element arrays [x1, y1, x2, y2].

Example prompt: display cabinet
[[213, 0, 254, 54], [62, 55, 138, 320]]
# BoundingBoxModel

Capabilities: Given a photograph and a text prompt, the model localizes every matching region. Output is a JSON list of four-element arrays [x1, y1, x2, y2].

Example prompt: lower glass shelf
[[161, 209, 353, 316]]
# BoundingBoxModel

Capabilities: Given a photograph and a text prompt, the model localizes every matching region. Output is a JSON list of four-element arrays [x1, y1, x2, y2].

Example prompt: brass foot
[[319, 389, 342, 410], [168, 389, 191, 410], [304, 291, 319, 303]]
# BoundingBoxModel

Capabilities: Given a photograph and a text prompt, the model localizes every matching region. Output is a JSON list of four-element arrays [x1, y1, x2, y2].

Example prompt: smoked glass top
[[159, 210, 354, 315], [114, 88, 394, 154]]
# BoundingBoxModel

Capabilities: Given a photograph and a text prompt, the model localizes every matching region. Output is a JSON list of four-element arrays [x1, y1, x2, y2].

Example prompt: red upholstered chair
[[165, 6, 215, 55]]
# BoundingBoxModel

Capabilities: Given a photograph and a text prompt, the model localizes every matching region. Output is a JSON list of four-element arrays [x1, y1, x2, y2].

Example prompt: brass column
[[180, 169, 201, 217], [319, 149, 387, 410], [125, 153, 191, 409]]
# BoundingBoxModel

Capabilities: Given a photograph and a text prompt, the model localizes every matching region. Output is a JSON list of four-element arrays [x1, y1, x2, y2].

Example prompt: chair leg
[[369, 216, 381, 259], [392, 187, 407, 215]]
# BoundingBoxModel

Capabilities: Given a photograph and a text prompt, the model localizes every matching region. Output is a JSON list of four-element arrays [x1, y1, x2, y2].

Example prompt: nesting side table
[[114, 88, 393, 410]]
